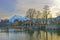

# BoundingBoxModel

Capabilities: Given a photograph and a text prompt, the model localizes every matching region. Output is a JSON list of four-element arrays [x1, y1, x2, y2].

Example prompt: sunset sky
[[0, 0, 60, 19]]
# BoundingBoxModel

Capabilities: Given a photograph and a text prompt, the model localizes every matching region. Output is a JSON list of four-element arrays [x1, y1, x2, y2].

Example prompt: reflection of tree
[[51, 32, 53, 40], [56, 25, 60, 35], [36, 30, 41, 40], [27, 30, 34, 40]]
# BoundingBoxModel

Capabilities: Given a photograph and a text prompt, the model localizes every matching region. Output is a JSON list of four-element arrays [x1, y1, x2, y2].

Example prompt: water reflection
[[0, 30, 60, 40]]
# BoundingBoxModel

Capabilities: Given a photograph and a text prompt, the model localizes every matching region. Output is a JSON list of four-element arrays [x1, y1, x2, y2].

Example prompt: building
[[13, 19, 19, 26]]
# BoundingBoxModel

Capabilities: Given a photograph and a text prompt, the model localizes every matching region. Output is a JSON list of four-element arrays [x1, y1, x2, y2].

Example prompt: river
[[0, 30, 60, 40]]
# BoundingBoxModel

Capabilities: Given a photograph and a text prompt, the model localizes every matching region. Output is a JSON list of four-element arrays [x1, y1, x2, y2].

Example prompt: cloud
[[0, 0, 56, 18], [16, 0, 55, 15], [0, 0, 16, 12], [16, 0, 54, 10]]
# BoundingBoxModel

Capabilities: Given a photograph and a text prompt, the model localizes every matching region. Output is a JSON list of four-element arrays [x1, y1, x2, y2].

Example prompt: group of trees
[[26, 5, 52, 25], [26, 5, 52, 18], [13, 5, 60, 27]]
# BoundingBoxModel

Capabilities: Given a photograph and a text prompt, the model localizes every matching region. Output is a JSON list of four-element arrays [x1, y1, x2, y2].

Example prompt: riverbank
[[0, 24, 60, 32]]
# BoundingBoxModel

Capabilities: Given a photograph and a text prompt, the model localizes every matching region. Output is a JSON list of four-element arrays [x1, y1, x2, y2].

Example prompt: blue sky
[[0, 0, 16, 18], [0, 0, 59, 19], [0, 0, 16, 11]]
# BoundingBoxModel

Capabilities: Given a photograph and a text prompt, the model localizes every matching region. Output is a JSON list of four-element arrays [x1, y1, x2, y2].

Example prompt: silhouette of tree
[[36, 11, 41, 25], [26, 8, 36, 19], [26, 8, 36, 27], [43, 5, 50, 24]]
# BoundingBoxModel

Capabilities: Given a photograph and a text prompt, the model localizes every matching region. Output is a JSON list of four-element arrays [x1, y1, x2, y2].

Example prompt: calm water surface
[[0, 31, 60, 40]]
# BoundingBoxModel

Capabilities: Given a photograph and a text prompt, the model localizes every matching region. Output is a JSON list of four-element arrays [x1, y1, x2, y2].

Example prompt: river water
[[0, 30, 60, 40]]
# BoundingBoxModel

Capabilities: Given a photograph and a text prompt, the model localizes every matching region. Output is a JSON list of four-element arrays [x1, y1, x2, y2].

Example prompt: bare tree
[[43, 5, 50, 24], [36, 11, 41, 24], [26, 8, 36, 19], [26, 8, 36, 27], [36, 11, 41, 18]]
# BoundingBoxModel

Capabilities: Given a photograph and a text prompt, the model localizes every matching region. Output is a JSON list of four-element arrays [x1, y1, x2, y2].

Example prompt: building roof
[[56, 16, 60, 20]]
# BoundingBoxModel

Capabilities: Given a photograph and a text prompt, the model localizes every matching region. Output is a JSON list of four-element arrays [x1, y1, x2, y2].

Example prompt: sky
[[0, 0, 60, 19]]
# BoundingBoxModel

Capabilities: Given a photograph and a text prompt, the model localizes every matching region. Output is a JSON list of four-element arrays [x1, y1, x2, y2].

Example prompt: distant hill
[[55, 16, 60, 20], [8, 15, 60, 23], [9, 15, 29, 23]]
